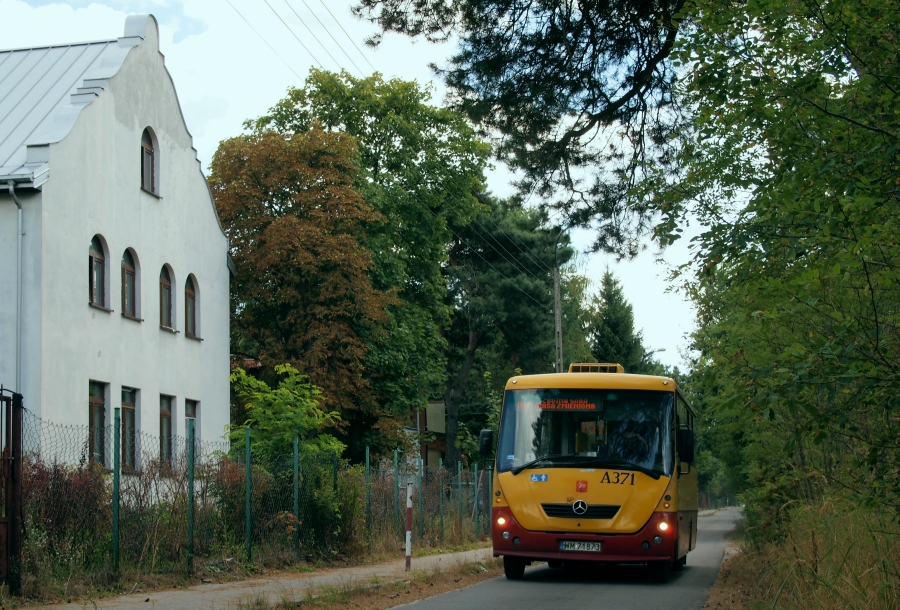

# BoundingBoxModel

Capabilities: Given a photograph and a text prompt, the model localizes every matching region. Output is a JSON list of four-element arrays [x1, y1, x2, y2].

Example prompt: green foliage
[[210, 128, 393, 441], [251, 70, 490, 457], [441, 196, 572, 465], [641, 0, 900, 522], [353, 0, 687, 254], [586, 270, 645, 372], [229, 365, 344, 458], [456, 371, 503, 465]]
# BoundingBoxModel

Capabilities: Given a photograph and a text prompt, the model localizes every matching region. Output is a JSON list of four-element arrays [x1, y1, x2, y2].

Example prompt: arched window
[[122, 249, 137, 318], [141, 128, 157, 194], [89, 236, 106, 307], [159, 266, 173, 328], [185, 275, 198, 338]]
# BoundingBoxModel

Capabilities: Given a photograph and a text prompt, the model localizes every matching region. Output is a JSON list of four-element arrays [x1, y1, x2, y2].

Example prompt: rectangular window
[[160, 395, 173, 464], [122, 388, 137, 470], [186, 294, 196, 337], [89, 381, 106, 465], [122, 266, 135, 317], [142, 146, 154, 192], [90, 255, 104, 306], [160, 284, 171, 327]]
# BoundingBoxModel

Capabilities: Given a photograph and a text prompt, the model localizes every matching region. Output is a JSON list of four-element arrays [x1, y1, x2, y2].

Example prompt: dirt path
[[32, 548, 495, 610]]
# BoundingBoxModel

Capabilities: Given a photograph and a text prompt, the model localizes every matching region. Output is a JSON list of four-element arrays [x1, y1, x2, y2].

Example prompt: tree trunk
[[443, 325, 480, 469]]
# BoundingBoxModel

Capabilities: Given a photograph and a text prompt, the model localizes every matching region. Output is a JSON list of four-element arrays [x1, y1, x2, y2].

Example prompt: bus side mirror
[[677, 428, 695, 464], [479, 429, 494, 457]]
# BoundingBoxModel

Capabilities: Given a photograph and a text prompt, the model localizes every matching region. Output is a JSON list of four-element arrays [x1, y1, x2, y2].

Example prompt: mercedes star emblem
[[573, 500, 588, 515]]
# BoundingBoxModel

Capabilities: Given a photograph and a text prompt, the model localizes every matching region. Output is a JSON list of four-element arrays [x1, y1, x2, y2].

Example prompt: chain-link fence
[[17, 410, 493, 586]]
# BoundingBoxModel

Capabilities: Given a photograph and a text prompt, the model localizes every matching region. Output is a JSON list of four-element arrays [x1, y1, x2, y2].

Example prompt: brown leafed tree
[[209, 129, 394, 429]]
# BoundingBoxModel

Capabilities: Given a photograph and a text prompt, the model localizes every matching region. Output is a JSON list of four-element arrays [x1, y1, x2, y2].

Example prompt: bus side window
[[676, 395, 688, 431]]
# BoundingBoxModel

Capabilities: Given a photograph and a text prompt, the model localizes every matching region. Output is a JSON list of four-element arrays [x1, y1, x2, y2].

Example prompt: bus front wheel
[[504, 556, 526, 580]]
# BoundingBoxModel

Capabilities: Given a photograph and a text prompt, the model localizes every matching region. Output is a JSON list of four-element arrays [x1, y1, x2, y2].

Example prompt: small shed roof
[[0, 16, 153, 188]]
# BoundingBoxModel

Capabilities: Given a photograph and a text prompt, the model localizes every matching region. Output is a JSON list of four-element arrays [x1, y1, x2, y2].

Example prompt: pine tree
[[587, 270, 643, 372]]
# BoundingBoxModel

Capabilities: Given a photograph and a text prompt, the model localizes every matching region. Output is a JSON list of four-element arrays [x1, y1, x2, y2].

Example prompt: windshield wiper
[[511, 456, 664, 479], [511, 456, 552, 475], [577, 458, 664, 480], [511, 455, 599, 475]]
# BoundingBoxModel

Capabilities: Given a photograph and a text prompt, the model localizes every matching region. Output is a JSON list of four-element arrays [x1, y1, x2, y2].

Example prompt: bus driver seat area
[[611, 421, 657, 468]]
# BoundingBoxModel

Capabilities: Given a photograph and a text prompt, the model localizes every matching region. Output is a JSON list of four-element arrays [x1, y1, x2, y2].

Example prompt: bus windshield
[[497, 388, 675, 478]]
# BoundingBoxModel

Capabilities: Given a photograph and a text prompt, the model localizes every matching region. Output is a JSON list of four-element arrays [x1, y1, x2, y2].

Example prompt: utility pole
[[554, 265, 563, 373], [553, 226, 567, 373]]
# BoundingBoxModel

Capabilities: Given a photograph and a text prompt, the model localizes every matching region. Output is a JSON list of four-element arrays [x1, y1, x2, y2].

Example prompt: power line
[[279, 0, 343, 70], [419, 200, 551, 310], [317, 0, 378, 73], [260, 0, 324, 69], [232, 3, 553, 309], [274, 3, 554, 283], [226, 0, 306, 80], [295, 0, 365, 76]]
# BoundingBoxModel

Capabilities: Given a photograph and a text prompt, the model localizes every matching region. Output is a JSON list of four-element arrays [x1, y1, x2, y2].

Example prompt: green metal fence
[[18, 409, 492, 585]]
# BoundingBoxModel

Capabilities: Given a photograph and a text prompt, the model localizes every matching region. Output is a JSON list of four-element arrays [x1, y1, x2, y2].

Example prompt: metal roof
[[0, 18, 148, 188]]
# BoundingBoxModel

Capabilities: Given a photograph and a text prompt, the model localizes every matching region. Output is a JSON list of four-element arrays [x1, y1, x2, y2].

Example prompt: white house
[[0, 15, 231, 465]]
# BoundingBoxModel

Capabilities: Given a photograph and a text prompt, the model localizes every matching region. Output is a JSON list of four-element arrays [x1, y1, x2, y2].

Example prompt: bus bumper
[[492, 507, 677, 563]]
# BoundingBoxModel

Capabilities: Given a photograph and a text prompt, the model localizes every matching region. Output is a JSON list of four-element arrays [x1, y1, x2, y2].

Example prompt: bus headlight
[[658, 521, 669, 532], [497, 516, 507, 526]]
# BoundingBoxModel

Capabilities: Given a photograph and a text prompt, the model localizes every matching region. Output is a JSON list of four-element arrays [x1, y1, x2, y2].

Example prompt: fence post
[[405, 482, 412, 571], [187, 417, 195, 573], [474, 463, 479, 540], [332, 450, 338, 492], [112, 407, 120, 573], [365, 446, 371, 538], [393, 449, 400, 534], [245, 426, 252, 563], [293, 435, 300, 554], [457, 461, 462, 539], [438, 458, 444, 544], [417, 456, 424, 538]]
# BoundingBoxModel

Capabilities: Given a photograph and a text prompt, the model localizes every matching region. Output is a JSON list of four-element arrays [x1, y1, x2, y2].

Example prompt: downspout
[[7, 181, 23, 393]]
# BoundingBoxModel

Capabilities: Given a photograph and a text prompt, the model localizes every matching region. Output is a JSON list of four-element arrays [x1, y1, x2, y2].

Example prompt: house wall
[[0, 187, 43, 409], [10, 18, 229, 452]]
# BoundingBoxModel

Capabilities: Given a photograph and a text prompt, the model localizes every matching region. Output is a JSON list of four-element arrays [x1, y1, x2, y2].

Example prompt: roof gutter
[[7, 181, 23, 393]]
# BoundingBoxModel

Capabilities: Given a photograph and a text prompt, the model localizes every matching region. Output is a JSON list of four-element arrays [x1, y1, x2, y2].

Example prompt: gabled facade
[[0, 15, 230, 461]]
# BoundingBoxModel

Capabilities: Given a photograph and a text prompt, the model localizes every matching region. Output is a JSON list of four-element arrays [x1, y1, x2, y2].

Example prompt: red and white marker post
[[406, 483, 412, 572], [405, 482, 413, 571]]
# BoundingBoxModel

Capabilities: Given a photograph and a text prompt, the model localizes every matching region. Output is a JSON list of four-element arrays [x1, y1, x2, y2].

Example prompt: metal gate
[[0, 388, 23, 595]]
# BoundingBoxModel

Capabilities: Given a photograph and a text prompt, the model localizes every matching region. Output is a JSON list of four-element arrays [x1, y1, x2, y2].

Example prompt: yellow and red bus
[[482, 363, 697, 582]]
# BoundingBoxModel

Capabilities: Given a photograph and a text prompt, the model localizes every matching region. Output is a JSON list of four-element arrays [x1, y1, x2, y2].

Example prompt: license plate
[[559, 541, 602, 552]]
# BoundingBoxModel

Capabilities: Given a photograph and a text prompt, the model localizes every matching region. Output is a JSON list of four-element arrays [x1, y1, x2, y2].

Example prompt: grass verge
[[234, 558, 503, 610], [703, 498, 900, 610]]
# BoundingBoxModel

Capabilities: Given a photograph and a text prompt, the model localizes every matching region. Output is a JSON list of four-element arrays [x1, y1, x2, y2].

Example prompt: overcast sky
[[0, 0, 698, 370]]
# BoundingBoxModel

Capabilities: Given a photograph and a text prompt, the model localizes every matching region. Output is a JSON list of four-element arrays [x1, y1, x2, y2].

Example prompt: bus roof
[[504, 372, 676, 392]]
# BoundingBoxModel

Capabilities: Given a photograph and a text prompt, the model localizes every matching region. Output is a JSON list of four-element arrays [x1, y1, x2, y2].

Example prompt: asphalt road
[[397, 507, 742, 610]]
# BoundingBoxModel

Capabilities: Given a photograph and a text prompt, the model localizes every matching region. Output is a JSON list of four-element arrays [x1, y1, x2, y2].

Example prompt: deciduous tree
[[251, 71, 490, 456], [210, 129, 393, 438]]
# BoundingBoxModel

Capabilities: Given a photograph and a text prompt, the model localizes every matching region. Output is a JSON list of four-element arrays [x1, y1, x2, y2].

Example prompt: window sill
[[88, 302, 113, 313], [140, 187, 162, 199], [122, 313, 144, 323], [160, 325, 179, 334], [186, 333, 203, 342]]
